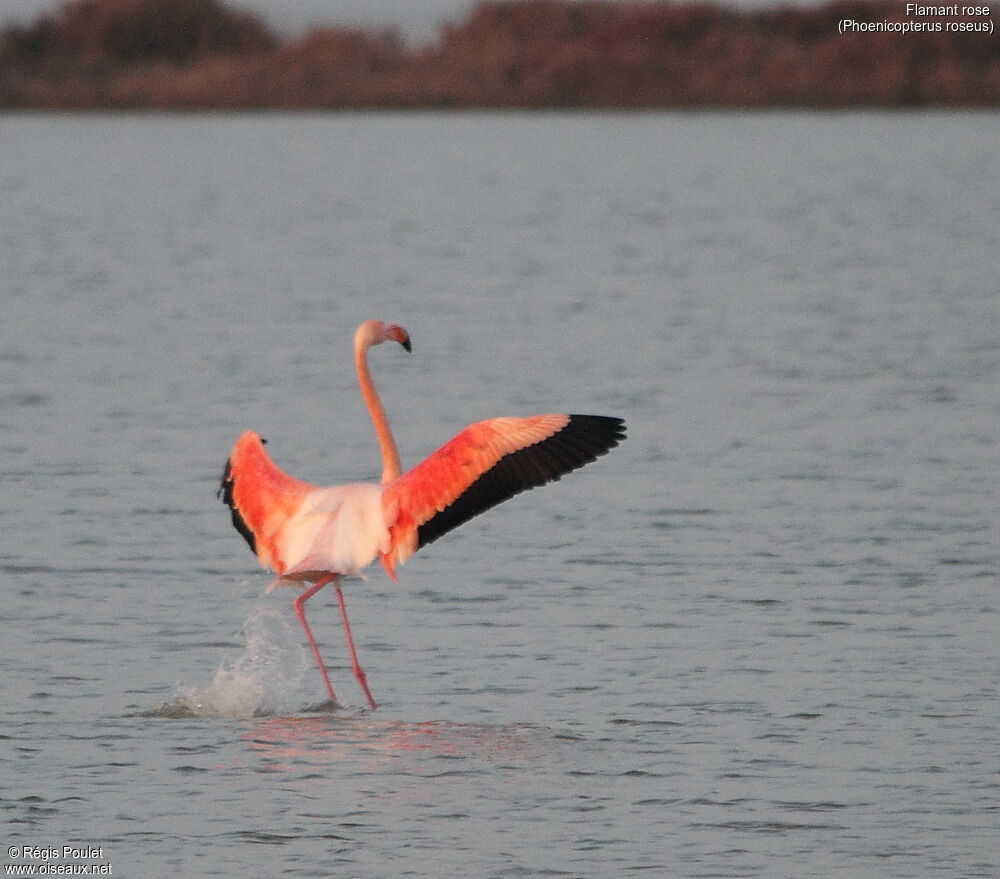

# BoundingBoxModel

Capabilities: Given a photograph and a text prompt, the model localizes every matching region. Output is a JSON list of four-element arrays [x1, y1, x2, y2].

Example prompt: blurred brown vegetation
[[1, 0, 997, 108]]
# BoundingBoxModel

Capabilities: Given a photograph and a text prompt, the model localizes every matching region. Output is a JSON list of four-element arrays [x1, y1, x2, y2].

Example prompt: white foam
[[161, 607, 308, 719]]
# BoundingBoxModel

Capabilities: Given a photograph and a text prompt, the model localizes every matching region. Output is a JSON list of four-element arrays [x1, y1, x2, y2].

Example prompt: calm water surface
[[2, 113, 998, 877]]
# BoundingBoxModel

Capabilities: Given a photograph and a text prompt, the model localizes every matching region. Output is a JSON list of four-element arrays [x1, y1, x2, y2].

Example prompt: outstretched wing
[[219, 430, 318, 574], [380, 414, 625, 577]]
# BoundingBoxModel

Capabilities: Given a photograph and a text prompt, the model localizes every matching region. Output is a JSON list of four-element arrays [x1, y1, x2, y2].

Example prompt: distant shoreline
[[2, 0, 997, 109]]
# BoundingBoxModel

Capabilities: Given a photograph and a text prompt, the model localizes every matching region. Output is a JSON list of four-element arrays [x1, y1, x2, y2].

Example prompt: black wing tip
[[560, 415, 627, 464], [218, 454, 257, 554], [218, 459, 232, 502], [566, 414, 626, 446], [416, 412, 626, 551]]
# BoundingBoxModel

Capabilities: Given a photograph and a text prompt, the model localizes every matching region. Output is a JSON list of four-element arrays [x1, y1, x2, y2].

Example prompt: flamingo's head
[[355, 319, 411, 353]]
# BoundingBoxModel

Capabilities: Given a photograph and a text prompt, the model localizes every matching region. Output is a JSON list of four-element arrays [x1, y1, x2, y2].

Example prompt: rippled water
[[2, 113, 998, 877]]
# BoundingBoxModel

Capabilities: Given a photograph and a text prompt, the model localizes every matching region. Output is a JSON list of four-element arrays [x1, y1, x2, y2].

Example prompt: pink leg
[[292, 575, 339, 706], [334, 584, 377, 710]]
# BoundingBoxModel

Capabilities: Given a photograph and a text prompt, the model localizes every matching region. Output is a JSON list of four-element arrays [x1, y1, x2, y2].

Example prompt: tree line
[[1, 0, 997, 108]]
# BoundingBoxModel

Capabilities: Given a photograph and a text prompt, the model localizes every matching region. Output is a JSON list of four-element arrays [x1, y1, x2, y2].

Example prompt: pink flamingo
[[220, 319, 625, 709]]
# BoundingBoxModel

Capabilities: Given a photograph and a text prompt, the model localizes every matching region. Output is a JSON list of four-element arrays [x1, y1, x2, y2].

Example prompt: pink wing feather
[[219, 430, 318, 575], [380, 414, 625, 577]]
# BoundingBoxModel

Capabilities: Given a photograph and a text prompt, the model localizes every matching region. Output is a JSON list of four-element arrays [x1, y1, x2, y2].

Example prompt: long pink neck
[[355, 343, 401, 484]]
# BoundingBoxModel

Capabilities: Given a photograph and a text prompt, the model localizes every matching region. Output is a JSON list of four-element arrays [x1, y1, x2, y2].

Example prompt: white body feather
[[270, 483, 390, 583]]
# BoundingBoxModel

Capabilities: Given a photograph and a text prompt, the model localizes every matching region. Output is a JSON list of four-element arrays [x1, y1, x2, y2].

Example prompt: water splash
[[151, 607, 310, 719]]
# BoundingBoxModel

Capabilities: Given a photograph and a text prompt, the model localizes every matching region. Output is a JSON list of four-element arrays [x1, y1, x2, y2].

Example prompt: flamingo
[[219, 319, 625, 709]]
